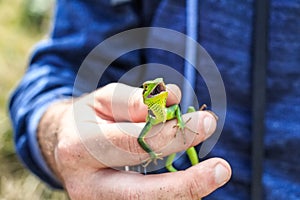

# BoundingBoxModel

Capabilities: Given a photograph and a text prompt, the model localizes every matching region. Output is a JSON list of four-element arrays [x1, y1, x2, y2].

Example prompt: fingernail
[[214, 163, 230, 185], [204, 116, 216, 136]]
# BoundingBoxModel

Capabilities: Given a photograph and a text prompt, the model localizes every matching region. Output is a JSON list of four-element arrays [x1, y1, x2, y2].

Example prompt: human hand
[[38, 82, 231, 200]]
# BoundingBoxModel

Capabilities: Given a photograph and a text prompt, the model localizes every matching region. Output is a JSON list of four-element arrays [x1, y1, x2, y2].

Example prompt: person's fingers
[[92, 83, 181, 122], [58, 84, 182, 170], [78, 110, 216, 167], [165, 84, 182, 106], [64, 158, 231, 200]]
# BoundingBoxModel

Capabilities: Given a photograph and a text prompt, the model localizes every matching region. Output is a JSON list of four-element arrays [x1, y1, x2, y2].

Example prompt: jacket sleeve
[[8, 0, 139, 188]]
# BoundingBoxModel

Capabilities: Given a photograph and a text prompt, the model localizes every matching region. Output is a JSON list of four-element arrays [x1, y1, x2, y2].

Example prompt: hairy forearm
[[37, 100, 72, 183]]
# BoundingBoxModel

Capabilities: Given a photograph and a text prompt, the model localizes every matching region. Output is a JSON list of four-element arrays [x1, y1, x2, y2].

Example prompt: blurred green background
[[0, 0, 68, 199]]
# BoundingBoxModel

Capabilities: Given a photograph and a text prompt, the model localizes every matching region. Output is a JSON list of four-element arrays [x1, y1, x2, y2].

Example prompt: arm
[[9, 0, 140, 188]]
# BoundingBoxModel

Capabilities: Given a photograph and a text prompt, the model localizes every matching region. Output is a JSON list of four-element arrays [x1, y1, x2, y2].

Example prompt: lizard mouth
[[148, 83, 166, 98]]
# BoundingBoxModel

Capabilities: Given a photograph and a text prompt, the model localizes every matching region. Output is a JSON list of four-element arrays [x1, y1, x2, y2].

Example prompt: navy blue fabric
[[9, 0, 300, 199]]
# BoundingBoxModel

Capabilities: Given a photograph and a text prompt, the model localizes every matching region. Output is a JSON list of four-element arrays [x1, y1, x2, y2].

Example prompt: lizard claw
[[142, 152, 163, 167], [173, 117, 199, 144]]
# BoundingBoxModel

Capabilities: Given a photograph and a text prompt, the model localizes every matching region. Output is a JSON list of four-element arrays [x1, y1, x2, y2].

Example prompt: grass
[[0, 0, 68, 199]]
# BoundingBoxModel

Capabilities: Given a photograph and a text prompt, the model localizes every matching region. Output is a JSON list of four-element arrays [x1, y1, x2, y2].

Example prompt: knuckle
[[185, 178, 205, 199]]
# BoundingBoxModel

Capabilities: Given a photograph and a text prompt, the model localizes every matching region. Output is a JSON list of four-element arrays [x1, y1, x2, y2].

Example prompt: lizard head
[[142, 78, 168, 107]]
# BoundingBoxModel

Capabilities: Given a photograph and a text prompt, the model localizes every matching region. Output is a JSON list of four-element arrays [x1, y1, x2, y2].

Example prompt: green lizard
[[137, 78, 200, 170]]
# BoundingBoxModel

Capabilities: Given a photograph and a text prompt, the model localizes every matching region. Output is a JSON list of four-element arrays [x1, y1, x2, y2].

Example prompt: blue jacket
[[9, 0, 300, 199]]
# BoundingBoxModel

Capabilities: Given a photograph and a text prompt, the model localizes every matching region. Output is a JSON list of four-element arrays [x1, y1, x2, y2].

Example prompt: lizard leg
[[165, 153, 177, 172], [166, 106, 199, 172], [176, 104, 218, 138], [142, 151, 163, 167], [138, 121, 163, 166], [173, 105, 199, 144], [183, 107, 199, 165], [186, 146, 199, 166]]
